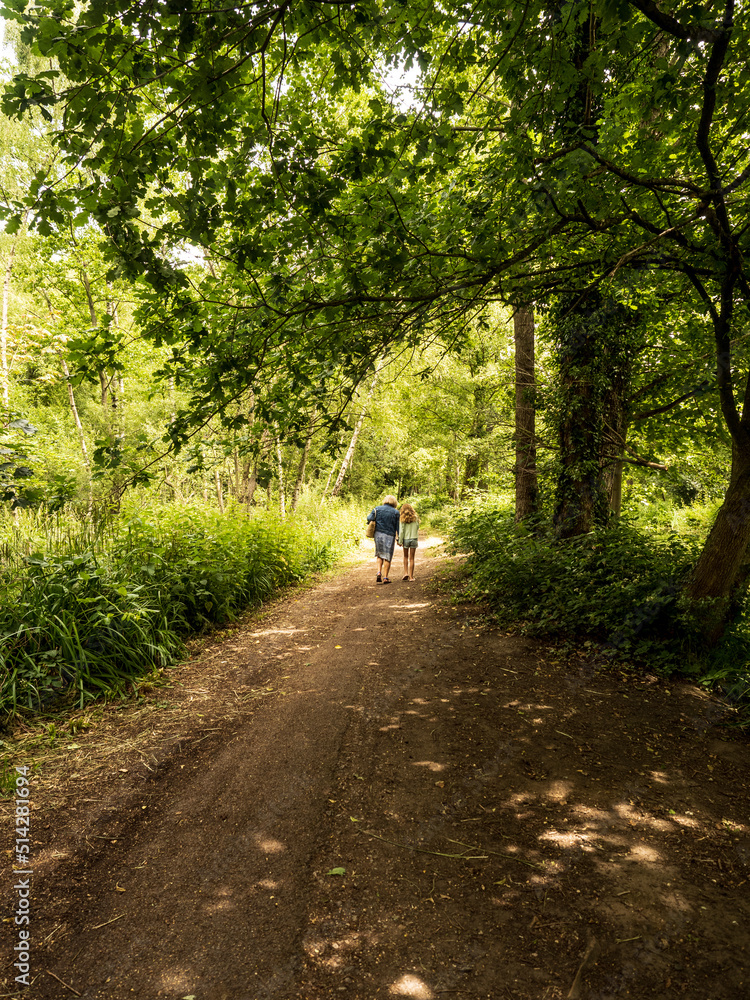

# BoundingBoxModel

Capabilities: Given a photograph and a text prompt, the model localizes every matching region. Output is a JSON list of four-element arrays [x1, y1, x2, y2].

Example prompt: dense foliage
[[451, 499, 750, 717], [0, 497, 363, 720]]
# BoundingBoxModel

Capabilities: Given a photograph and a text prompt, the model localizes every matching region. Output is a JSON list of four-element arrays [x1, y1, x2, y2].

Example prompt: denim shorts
[[402, 539, 418, 549]]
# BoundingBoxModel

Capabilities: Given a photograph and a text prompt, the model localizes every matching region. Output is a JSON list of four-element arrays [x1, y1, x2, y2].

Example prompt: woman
[[398, 502, 420, 581], [366, 494, 400, 584]]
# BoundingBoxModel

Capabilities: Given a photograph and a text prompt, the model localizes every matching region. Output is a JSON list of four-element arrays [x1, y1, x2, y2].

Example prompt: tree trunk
[[1, 212, 29, 417], [61, 356, 93, 513], [553, 305, 607, 537], [292, 410, 316, 510], [331, 369, 381, 498], [276, 434, 286, 518], [513, 305, 538, 521], [684, 461, 750, 641], [553, 293, 634, 537], [1, 242, 16, 415], [604, 450, 624, 518], [215, 467, 225, 513]]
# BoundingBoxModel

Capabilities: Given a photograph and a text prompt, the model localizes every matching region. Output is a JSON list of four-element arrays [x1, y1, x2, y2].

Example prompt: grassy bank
[[0, 495, 365, 721]]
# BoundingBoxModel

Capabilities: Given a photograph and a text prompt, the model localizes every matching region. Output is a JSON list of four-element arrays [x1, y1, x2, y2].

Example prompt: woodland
[[0, 0, 749, 723]]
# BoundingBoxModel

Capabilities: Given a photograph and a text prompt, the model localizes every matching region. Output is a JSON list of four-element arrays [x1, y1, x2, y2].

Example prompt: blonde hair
[[383, 495, 398, 507], [399, 503, 418, 523]]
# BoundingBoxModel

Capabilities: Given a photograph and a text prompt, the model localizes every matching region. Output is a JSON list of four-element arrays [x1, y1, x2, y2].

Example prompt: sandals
[[402, 575, 409, 581], [376, 573, 382, 583], [382, 578, 391, 584]]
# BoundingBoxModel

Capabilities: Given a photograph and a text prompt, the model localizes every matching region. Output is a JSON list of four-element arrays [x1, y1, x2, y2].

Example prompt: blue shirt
[[367, 504, 400, 537]]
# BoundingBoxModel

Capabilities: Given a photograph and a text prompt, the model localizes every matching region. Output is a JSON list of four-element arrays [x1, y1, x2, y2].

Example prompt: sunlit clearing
[[389, 973, 435, 998], [412, 760, 447, 772], [254, 835, 285, 854]]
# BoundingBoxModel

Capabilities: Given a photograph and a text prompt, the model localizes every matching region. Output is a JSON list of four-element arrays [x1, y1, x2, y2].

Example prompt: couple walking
[[366, 495, 419, 585]]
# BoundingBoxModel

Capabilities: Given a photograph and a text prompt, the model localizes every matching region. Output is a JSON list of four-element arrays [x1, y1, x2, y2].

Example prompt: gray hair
[[383, 494, 398, 507]]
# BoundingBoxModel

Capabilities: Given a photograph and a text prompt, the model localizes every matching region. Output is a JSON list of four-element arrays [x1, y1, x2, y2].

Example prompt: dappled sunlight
[[412, 760, 447, 772], [249, 626, 306, 637], [503, 698, 555, 712], [253, 834, 285, 854], [540, 829, 588, 849], [543, 779, 573, 803], [628, 841, 664, 863], [204, 895, 235, 914], [649, 769, 670, 783], [389, 973, 436, 998], [257, 878, 279, 890], [672, 813, 701, 830], [304, 928, 376, 969], [158, 966, 194, 992], [570, 804, 611, 823]]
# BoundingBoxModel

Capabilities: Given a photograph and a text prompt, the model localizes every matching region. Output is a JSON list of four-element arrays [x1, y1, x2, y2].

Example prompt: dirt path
[[2, 543, 750, 1000]]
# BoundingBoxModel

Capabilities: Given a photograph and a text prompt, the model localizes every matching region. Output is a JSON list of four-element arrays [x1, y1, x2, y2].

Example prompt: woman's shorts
[[402, 539, 418, 549]]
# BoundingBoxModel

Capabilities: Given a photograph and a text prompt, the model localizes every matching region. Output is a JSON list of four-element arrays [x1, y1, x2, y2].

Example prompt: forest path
[[3, 541, 750, 1000]]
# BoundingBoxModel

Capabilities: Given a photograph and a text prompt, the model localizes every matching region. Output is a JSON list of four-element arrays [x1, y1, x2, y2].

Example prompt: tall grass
[[0, 495, 365, 721]]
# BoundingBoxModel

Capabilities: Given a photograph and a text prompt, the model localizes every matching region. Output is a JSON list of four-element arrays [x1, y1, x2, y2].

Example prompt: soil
[[2, 539, 749, 1000]]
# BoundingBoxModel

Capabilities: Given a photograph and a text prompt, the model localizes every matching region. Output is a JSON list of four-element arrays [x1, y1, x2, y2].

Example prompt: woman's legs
[[408, 547, 416, 580], [402, 547, 409, 579]]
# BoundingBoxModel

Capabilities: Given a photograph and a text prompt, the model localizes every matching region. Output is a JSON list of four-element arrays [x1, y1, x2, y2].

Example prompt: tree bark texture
[[276, 434, 286, 518], [331, 369, 380, 498], [513, 305, 537, 521], [684, 461, 750, 640]]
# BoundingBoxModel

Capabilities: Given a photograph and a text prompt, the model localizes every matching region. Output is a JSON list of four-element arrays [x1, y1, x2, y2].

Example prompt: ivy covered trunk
[[552, 295, 608, 537], [552, 294, 634, 537]]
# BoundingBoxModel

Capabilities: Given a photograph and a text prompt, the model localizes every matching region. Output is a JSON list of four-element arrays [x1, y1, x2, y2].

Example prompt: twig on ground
[[357, 829, 487, 860], [91, 914, 124, 930], [447, 838, 546, 870], [45, 971, 81, 996]]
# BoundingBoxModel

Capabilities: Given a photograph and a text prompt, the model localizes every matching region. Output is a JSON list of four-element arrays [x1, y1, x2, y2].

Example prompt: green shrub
[[450, 503, 701, 669]]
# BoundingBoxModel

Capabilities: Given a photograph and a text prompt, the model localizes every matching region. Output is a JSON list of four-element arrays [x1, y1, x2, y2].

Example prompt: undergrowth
[[0, 495, 364, 722], [450, 500, 750, 723]]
